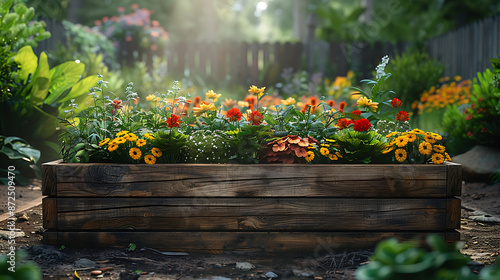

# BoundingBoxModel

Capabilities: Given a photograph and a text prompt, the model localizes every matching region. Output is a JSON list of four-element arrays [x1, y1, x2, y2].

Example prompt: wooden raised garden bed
[[42, 160, 462, 253]]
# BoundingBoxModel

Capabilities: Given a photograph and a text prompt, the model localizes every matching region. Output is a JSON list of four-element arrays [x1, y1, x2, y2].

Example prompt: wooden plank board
[[42, 198, 57, 230], [54, 198, 447, 231], [41, 159, 61, 196], [43, 231, 460, 252], [446, 162, 462, 196]]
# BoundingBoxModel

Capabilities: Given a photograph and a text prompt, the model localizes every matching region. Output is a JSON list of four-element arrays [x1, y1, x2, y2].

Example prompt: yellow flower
[[144, 133, 155, 140], [193, 102, 217, 116], [320, 143, 330, 147], [281, 97, 296, 106], [137, 139, 147, 147], [206, 90, 221, 102], [116, 130, 129, 136], [108, 143, 119, 152], [325, 139, 335, 143], [248, 85, 266, 98], [411, 128, 425, 135], [305, 151, 315, 162], [432, 153, 444, 164], [382, 145, 394, 154], [335, 152, 342, 158], [99, 138, 110, 146], [385, 132, 398, 138], [356, 96, 379, 112], [395, 148, 407, 162], [320, 147, 330, 156], [433, 144, 445, 153], [454, 75, 462, 81], [444, 152, 451, 162], [127, 133, 138, 142], [424, 134, 436, 144], [328, 154, 338, 161], [114, 137, 127, 144], [238, 101, 250, 108], [430, 132, 442, 140], [418, 141, 432, 155], [129, 147, 141, 160], [406, 133, 417, 142], [151, 147, 162, 158], [395, 136, 409, 147], [146, 94, 160, 102], [144, 154, 156, 164]]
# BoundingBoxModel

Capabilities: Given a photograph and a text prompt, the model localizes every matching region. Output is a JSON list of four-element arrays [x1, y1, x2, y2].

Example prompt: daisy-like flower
[[444, 152, 452, 162], [411, 128, 425, 135], [305, 151, 315, 162], [335, 152, 343, 158], [166, 114, 181, 128], [144, 154, 156, 164], [127, 133, 138, 142], [146, 94, 160, 101], [430, 132, 443, 141], [205, 90, 221, 102], [418, 141, 432, 155], [432, 153, 444, 164], [433, 144, 445, 153], [395, 148, 407, 162], [108, 143, 119, 152], [247, 110, 263, 125], [424, 133, 437, 144], [144, 133, 155, 140], [248, 85, 266, 98], [356, 96, 379, 112], [116, 130, 129, 136], [226, 108, 243, 122], [382, 145, 394, 154], [328, 154, 338, 161], [281, 97, 296, 106], [136, 139, 147, 147], [114, 137, 127, 144], [406, 133, 417, 142], [385, 132, 398, 138], [396, 111, 409, 122], [391, 98, 402, 108], [151, 147, 162, 158], [320, 147, 330, 156], [395, 136, 408, 147], [193, 101, 217, 116], [99, 138, 110, 146], [129, 147, 141, 160]]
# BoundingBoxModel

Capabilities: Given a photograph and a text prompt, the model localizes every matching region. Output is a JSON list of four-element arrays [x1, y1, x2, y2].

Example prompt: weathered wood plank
[[446, 161, 462, 196], [42, 160, 61, 196], [48, 231, 455, 252], [55, 198, 446, 231], [446, 198, 461, 230], [42, 198, 57, 230]]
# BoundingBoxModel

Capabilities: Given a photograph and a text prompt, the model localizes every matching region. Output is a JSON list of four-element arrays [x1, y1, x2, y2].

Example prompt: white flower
[[376, 55, 390, 80]]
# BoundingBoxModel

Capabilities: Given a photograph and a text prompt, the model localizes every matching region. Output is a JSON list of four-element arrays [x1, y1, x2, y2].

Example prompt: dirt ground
[[0, 181, 499, 280]]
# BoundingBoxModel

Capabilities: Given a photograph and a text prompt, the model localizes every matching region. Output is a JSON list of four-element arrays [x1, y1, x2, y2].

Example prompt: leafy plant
[[0, 250, 42, 279], [0, 135, 40, 185], [328, 129, 387, 164], [229, 124, 273, 164], [127, 243, 136, 251], [183, 130, 234, 163]]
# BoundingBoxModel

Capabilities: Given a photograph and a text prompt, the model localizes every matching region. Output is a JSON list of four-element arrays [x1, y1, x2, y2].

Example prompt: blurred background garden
[[1, 0, 500, 183]]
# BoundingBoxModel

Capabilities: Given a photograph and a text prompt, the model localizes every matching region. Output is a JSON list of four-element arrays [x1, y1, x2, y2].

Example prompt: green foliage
[[0, 46, 15, 102], [150, 129, 187, 163], [183, 130, 234, 163], [0, 0, 50, 51], [127, 243, 136, 252], [331, 129, 387, 163], [442, 58, 500, 155], [229, 124, 273, 164], [0, 135, 40, 185], [356, 235, 500, 280], [315, 4, 366, 42], [0, 250, 42, 279], [382, 51, 444, 112]]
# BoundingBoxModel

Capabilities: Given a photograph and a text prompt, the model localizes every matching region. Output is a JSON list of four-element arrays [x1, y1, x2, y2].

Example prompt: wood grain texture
[[47, 231, 454, 252], [42, 198, 57, 229], [54, 198, 447, 231], [41, 160, 61, 196], [446, 198, 461, 230], [446, 162, 462, 196], [46, 161, 449, 197]]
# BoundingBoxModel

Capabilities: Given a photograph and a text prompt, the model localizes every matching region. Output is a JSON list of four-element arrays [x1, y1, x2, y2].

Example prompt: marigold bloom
[[339, 101, 347, 112], [395, 136, 409, 147], [320, 147, 330, 156], [151, 147, 162, 157], [144, 133, 155, 140], [305, 151, 315, 162], [129, 147, 141, 160], [385, 132, 398, 138], [391, 98, 402, 108], [351, 110, 362, 116], [424, 134, 436, 144], [418, 141, 432, 155], [136, 139, 147, 147], [433, 144, 445, 153], [206, 90, 221, 102], [356, 96, 378, 112], [382, 145, 394, 154], [226, 108, 243, 122], [353, 118, 371, 132], [396, 111, 409, 122], [444, 152, 451, 162], [406, 133, 417, 142], [166, 114, 181, 128], [127, 133, 138, 142], [114, 137, 127, 144], [248, 85, 266, 98], [328, 153, 338, 161], [432, 153, 444, 164], [395, 148, 407, 162], [336, 118, 353, 130], [116, 130, 129, 136], [281, 97, 296, 106], [144, 154, 156, 164], [411, 128, 425, 135], [247, 110, 263, 125], [108, 143, 119, 152], [99, 138, 110, 146]]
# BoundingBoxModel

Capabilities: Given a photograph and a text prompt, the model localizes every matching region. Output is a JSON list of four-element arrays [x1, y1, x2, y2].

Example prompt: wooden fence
[[426, 15, 500, 80]]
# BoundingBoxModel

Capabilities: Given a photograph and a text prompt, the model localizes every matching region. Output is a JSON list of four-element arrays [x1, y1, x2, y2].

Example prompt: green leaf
[[30, 106, 60, 139], [45, 61, 85, 104], [0, 146, 27, 160], [21, 6, 34, 23], [17, 146, 40, 163], [0, 0, 14, 16], [57, 75, 100, 103], [29, 52, 50, 106], [1, 12, 18, 29], [14, 45, 38, 81]]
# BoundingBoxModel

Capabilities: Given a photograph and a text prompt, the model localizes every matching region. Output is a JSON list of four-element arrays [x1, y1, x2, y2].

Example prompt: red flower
[[391, 98, 402, 108], [353, 118, 371, 132], [339, 101, 347, 112], [193, 96, 201, 108], [166, 114, 181, 128], [351, 110, 362, 116], [465, 114, 473, 120], [396, 111, 409, 122], [327, 100, 336, 107], [336, 118, 354, 130], [247, 110, 263, 125], [112, 99, 123, 109], [226, 108, 242, 122], [467, 131, 473, 137]]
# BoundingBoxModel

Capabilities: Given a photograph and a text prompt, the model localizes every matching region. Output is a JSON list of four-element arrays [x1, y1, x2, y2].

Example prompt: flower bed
[[42, 160, 461, 252]]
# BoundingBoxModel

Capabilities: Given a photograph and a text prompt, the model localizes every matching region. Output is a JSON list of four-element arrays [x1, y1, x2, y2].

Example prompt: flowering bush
[[59, 56, 451, 165]]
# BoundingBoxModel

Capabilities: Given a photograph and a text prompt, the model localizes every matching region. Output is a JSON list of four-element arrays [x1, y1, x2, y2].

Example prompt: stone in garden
[[264, 271, 278, 278], [91, 270, 102, 275], [0, 230, 25, 239], [74, 258, 96, 268], [236, 262, 255, 271], [452, 145, 500, 181], [470, 214, 500, 223], [16, 213, 29, 222]]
